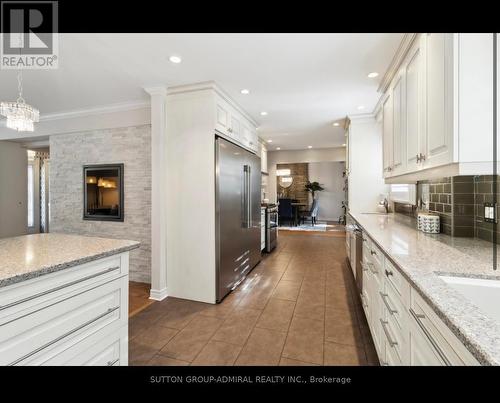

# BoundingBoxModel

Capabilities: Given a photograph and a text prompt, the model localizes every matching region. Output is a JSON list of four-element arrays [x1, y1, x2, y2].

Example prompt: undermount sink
[[439, 275, 500, 323]]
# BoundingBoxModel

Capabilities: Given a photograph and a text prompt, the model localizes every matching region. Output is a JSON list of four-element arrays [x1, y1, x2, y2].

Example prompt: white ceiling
[[0, 33, 403, 150]]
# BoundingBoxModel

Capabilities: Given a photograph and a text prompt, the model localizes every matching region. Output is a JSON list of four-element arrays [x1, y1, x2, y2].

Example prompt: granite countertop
[[349, 212, 500, 365], [0, 233, 140, 288]]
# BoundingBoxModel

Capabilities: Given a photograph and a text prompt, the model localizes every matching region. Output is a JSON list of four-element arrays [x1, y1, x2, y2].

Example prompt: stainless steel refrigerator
[[216, 136, 261, 302]]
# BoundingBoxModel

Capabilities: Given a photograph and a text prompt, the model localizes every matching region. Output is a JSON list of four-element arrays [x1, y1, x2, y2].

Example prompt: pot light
[[276, 147, 281, 150], [169, 55, 182, 64], [357, 105, 365, 110], [240, 89, 250, 95], [367, 72, 379, 78], [342, 143, 346, 147], [267, 139, 273, 143], [333, 122, 340, 127], [308, 146, 313, 149], [260, 111, 268, 116]]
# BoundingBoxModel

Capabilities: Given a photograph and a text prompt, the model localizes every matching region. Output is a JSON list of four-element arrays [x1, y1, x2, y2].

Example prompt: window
[[389, 184, 417, 205], [27, 164, 34, 227]]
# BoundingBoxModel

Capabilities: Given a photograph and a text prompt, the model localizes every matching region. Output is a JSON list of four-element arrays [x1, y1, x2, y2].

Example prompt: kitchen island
[[0, 233, 139, 366], [349, 212, 500, 365]]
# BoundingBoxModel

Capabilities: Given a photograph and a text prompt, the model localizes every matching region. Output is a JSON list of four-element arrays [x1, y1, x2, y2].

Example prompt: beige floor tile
[[235, 327, 287, 366], [212, 307, 261, 346], [133, 325, 178, 350], [325, 320, 364, 347], [282, 316, 324, 365], [256, 298, 295, 332], [192, 340, 242, 366], [279, 357, 320, 366], [129, 341, 159, 365], [160, 316, 223, 362], [324, 342, 367, 366], [148, 354, 191, 366], [271, 280, 302, 301]]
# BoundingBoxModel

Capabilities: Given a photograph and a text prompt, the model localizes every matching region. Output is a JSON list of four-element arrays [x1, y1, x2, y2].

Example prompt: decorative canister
[[418, 212, 440, 234]]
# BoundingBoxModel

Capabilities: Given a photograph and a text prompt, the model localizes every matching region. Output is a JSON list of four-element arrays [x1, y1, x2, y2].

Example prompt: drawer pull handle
[[380, 319, 398, 348], [385, 269, 393, 277], [0, 266, 120, 312], [370, 250, 377, 256], [409, 308, 451, 366], [379, 292, 397, 315], [107, 358, 120, 366], [9, 306, 120, 366]]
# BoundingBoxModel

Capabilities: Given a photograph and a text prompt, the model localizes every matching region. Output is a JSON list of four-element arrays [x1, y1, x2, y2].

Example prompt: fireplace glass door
[[83, 164, 124, 221]]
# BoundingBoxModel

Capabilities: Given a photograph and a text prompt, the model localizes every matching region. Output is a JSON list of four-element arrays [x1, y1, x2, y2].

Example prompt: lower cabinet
[[361, 232, 479, 366], [0, 253, 129, 366]]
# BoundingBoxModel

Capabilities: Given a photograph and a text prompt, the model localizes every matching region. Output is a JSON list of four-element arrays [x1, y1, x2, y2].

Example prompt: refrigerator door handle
[[247, 165, 251, 228], [243, 165, 250, 228]]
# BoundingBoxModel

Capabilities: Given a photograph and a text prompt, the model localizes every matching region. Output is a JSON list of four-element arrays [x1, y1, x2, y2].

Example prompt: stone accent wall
[[50, 125, 152, 283], [276, 163, 309, 205]]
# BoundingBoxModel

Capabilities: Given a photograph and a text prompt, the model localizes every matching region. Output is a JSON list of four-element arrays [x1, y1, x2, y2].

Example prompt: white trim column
[[144, 86, 168, 301]]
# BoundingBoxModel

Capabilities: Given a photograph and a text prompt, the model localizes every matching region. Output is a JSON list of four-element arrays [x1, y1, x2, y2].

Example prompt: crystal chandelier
[[0, 71, 40, 132]]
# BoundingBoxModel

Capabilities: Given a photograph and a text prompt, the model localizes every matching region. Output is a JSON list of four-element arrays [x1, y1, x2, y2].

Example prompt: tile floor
[[128, 230, 379, 366]]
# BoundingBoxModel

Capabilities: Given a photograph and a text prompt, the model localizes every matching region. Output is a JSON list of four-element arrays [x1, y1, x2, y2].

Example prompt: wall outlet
[[484, 203, 498, 223]]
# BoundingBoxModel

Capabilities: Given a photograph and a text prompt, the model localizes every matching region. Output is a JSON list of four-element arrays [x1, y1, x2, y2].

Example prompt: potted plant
[[304, 181, 324, 199]]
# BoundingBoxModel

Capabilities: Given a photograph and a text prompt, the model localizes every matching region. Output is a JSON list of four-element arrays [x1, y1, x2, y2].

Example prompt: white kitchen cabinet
[[358, 226, 479, 366], [391, 71, 405, 175], [423, 33, 454, 170], [404, 37, 424, 174], [0, 253, 129, 366], [382, 33, 495, 182], [260, 142, 268, 173], [382, 92, 393, 177], [216, 101, 230, 135]]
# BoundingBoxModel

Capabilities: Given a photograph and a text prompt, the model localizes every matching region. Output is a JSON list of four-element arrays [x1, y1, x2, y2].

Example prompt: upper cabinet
[[381, 34, 495, 182], [260, 142, 268, 174], [215, 95, 259, 154]]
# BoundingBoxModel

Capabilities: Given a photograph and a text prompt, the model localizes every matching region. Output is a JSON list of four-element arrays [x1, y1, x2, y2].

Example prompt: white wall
[[0, 141, 27, 238], [347, 115, 388, 213], [308, 161, 345, 221], [266, 147, 346, 203]]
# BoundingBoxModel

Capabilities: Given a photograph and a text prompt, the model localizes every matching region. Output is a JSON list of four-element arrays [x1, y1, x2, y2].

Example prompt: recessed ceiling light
[[240, 89, 250, 95], [367, 72, 379, 78], [333, 122, 340, 127], [267, 139, 273, 143], [342, 143, 346, 147], [169, 55, 182, 64], [308, 146, 313, 149], [357, 105, 365, 110], [276, 147, 281, 150], [260, 111, 268, 116]]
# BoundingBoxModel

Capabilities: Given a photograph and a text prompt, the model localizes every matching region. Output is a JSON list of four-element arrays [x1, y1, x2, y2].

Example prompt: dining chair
[[300, 199, 320, 226], [278, 198, 294, 226]]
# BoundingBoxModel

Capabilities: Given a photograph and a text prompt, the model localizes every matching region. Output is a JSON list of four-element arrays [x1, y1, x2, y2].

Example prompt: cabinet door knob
[[419, 153, 426, 161], [416, 154, 421, 163]]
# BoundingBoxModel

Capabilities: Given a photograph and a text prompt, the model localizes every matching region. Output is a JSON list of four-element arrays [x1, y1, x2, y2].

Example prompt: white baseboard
[[149, 287, 168, 301]]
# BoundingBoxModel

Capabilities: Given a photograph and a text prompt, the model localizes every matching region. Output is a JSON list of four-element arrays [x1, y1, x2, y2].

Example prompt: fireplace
[[83, 164, 124, 221]]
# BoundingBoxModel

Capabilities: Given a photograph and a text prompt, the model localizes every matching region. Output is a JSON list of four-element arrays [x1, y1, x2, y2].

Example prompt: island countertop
[[349, 212, 500, 365], [0, 233, 140, 288]]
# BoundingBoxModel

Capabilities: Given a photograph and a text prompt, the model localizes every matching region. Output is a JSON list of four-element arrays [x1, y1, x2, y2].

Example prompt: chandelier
[[0, 71, 40, 132]]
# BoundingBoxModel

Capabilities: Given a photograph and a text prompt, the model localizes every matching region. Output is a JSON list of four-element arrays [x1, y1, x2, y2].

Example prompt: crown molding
[[144, 86, 167, 97], [348, 113, 376, 123], [371, 33, 418, 118], [166, 80, 259, 128], [377, 33, 418, 94], [39, 99, 150, 122]]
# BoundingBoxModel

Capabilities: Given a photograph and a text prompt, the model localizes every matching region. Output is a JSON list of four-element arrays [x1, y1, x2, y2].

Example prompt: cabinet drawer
[[381, 306, 405, 364], [44, 325, 128, 366], [0, 254, 126, 321], [368, 240, 384, 273], [383, 258, 410, 305], [409, 289, 478, 365], [1, 276, 127, 366]]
